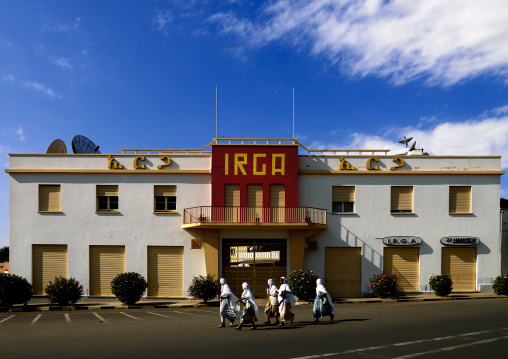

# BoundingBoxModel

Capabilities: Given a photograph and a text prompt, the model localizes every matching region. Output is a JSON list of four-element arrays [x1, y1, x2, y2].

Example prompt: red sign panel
[[211, 145, 299, 207]]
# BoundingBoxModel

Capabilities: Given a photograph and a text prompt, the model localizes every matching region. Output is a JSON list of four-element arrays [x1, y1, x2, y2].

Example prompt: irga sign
[[107, 155, 172, 170]]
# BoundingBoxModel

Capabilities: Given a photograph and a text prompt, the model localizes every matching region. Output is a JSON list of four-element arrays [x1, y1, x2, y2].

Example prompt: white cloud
[[22, 81, 61, 99], [52, 17, 81, 31], [153, 10, 173, 32], [209, 0, 508, 85], [54, 58, 73, 70], [17, 125, 25, 141], [2, 74, 14, 82]]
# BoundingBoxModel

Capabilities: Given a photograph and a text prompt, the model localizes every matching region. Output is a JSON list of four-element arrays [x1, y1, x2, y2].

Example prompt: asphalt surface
[[1, 298, 508, 358]]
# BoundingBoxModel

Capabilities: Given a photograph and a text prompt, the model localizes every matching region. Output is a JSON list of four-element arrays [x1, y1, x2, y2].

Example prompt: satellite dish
[[408, 141, 417, 151], [398, 136, 413, 147], [46, 139, 67, 154], [71, 135, 101, 154]]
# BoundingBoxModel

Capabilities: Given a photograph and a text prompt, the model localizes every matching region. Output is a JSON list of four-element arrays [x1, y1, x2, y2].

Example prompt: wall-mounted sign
[[191, 239, 202, 249], [107, 156, 172, 170], [440, 236, 480, 246], [383, 236, 422, 246]]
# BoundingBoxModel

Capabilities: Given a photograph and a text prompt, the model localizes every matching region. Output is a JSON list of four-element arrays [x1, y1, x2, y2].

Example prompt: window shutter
[[39, 185, 61, 212], [269, 185, 285, 207], [97, 185, 118, 197], [449, 186, 471, 213], [154, 185, 176, 197], [224, 184, 240, 206], [247, 185, 263, 207], [332, 186, 355, 202], [391, 186, 413, 212]]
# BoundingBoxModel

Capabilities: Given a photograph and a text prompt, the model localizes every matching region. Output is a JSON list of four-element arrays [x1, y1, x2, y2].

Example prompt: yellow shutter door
[[383, 247, 419, 292], [32, 245, 68, 295], [391, 186, 413, 212], [247, 184, 263, 221], [90, 246, 125, 296], [224, 184, 240, 222], [39, 185, 61, 212], [270, 185, 285, 222], [147, 246, 184, 297], [449, 186, 471, 214], [325, 247, 361, 298], [332, 186, 355, 202], [442, 247, 477, 291]]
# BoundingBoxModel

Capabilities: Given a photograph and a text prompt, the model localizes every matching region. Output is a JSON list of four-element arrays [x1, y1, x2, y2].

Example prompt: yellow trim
[[95, 210, 120, 214], [6, 169, 210, 174], [390, 212, 416, 215], [331, 212, 357, 215], [153, 211, 179, 214], [299, 170, 504, 175], [37, 211, 63, 214], [298, 155, 502, 158], [448, 212, 474, 215]]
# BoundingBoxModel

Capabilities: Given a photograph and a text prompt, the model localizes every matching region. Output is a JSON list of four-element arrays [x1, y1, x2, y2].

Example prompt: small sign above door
[[383, 237, 422, 246], [440, 236, 480, 246]]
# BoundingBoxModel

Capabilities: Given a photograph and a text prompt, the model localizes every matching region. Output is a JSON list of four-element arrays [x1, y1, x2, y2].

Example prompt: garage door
[[383, 247, 419, 293], [90, 246, 125, 296], [147, 246, 184, 297], [32, 245, 68, 295], [325, 247, 361, 298], [442, 247, 477, 292]]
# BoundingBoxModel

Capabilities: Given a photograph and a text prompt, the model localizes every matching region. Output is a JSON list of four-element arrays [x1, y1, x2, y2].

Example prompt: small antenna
[[216, 85, 218, 139], [292, 86, 295, 139]]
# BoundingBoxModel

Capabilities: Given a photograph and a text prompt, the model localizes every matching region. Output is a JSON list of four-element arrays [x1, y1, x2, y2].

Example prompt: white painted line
[[393, 335, 508, 359], [92, 312, 109, 323], [289, 329, 508, 359], [0, 315, 14, 323], [146, 311, 179, 319], [32, 314, 42, 324], [64, 313, 71, 323], [172, 310, 210, 317], [120, 312, 143, 321]]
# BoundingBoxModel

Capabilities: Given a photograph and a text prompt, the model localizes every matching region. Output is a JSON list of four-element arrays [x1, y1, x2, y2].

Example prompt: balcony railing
[[183, 206, 327, 225]]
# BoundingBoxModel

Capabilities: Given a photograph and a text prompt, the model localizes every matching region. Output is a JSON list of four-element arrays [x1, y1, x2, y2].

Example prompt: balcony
[[183, 206, 327, 230]]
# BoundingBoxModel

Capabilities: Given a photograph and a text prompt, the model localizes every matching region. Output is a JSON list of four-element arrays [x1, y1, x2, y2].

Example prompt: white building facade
[[7, 139, 504, 298]]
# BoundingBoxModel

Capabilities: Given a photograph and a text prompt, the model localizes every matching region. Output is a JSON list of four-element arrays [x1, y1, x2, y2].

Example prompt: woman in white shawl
[[278, 276, 296, 326], [218, 278, 240, 328], [264, 279, 280, 325], [313, 278, 334, 322], [235, 282, 258, 330]]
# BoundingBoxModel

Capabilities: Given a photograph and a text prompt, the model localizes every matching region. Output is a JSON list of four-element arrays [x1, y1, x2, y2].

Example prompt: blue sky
[[2, 0, 508, 247]]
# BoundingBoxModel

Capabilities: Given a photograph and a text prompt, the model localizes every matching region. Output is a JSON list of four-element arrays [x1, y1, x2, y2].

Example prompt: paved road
[[1, 298, 508, 358]]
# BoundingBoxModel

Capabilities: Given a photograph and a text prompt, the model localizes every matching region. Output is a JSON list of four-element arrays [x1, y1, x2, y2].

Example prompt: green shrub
[[429, 274, 453, 296], [493, 274, 508, 295], [45, 276, 83, 306], [369, 273, 397, 298], [0, 274, 33, 307], [187, 274, 220, 303], [111, 272, 147, 305], [288, 269, 320, 301]]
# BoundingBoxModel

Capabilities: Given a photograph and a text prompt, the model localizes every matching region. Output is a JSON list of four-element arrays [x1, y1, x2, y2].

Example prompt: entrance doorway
[[222, 239, 287, 297]]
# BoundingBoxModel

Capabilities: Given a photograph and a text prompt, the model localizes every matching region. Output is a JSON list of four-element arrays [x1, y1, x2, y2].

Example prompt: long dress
[[278, 281, 296, 323], [313, 279, 334, 319], [220, 282, 239, 322], [264, 284, 279, 319], [240, 283, 258, 325]]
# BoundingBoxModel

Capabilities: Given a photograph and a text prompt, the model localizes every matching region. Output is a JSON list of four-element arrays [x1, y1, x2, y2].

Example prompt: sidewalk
[[1, 292, 504, 312]]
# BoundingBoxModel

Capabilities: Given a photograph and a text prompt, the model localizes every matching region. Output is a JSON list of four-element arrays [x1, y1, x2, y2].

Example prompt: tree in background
[[0, 246, 8, 263]]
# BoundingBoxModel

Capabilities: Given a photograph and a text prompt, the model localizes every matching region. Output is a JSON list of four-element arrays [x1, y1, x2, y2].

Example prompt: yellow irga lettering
[[234, 153, 247, 175], [339, 157, 355, 170], [367, 157, 379, 170], [225, 153, 229, 175], [253, 154, 267, 175], [272, 154, 285, 175], [134, 156, 146, 169], [157, 156, 172, 169], [108, 155, 123, 169]]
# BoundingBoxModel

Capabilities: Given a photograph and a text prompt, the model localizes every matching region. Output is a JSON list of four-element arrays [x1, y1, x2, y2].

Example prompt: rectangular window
[[154, 185, 177, 212], [38, 185, 61, 212], [332, 186, 355, 213], [449, 186, 471, 214], [391, 186, 413, 213], [96, 185, 119, 212]]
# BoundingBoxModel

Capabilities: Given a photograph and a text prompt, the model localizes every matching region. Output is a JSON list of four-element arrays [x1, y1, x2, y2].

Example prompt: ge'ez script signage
[[383, 237, 422, 246], [440, 236, 480, 246]]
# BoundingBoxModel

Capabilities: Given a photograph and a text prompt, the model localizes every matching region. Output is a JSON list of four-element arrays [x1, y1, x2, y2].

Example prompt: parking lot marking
[[172, 310, 210, 317], [146, 311, 178, 319], [0, 315, 14, 323], [120, 312, 143, 321], [32, 314, 42, 324], [65, 313, 71, 323], [92, 312, 109, 323]]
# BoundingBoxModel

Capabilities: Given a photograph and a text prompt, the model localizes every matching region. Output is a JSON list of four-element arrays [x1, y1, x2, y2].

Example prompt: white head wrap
[[220, 278, 227, 285], [316, 278, 333, 310], [241, 282, 258, 318], [220, 278, 240, 313], [278, 277, 296, 307]]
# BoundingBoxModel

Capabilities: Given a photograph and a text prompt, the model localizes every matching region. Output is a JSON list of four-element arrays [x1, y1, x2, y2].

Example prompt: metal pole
[[216, 85, 218, 139], [292, 86, 294, 139]]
